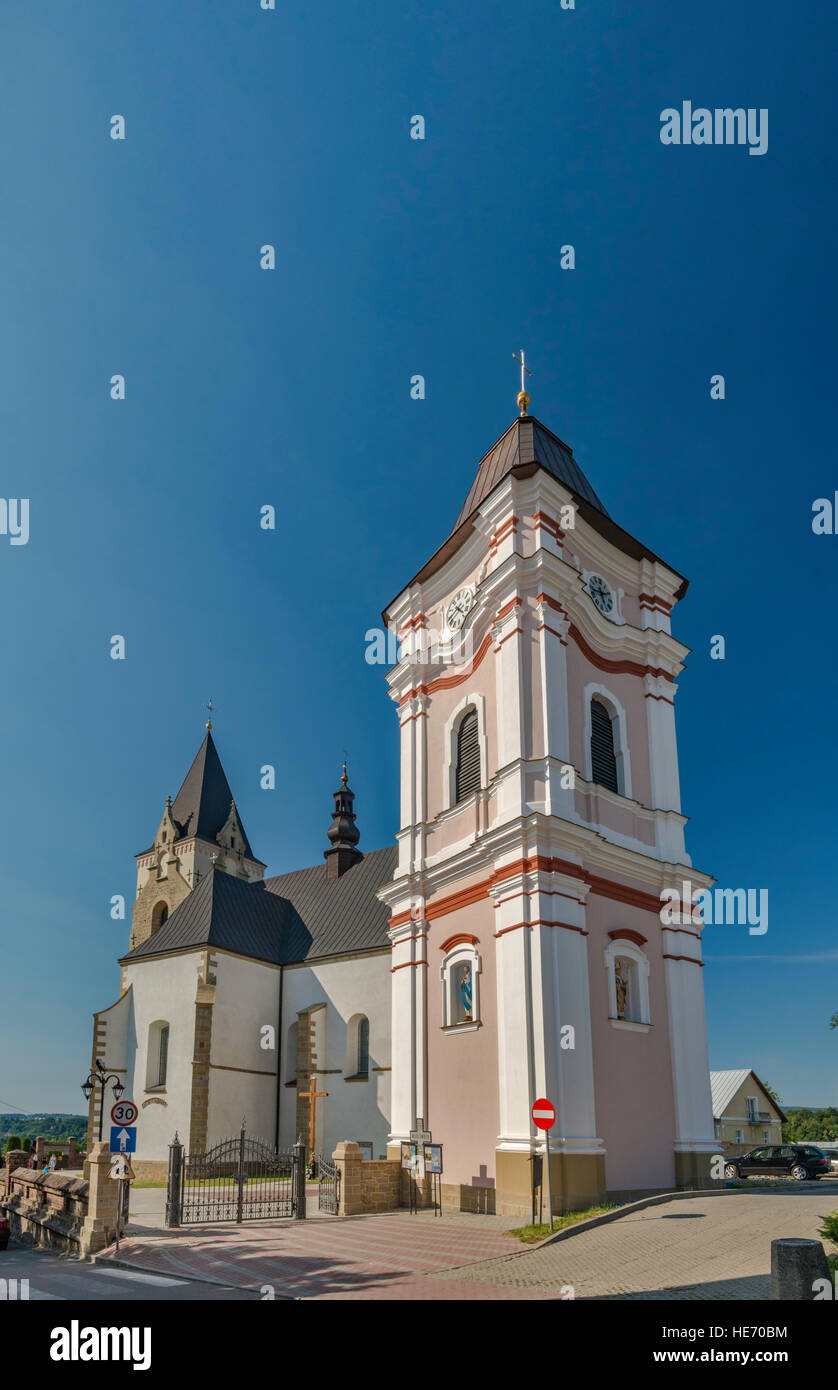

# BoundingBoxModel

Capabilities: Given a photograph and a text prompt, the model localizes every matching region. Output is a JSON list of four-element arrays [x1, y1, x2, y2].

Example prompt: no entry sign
[[531, 1098, 556, 1131]]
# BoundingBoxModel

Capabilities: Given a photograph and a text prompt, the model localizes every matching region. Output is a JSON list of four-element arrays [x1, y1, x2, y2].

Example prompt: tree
[[830, 1012, 838, 1030], [20, 1136, 32, 1151], [4, 1136, 22, 1152]]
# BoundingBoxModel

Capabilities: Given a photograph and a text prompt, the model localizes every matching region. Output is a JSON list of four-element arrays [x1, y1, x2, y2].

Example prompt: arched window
[[590, 698, 619, 793], [146, 1020, 169, 1089], [345, 1014, 370, 1080], [455, 708, 481, 802], [440, 938, 481, 1029], [151, 901, 169, 933]]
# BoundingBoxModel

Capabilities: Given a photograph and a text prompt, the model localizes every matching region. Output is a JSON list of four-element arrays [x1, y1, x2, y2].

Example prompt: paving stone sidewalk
[[96, 1189, 838, 1301], [438, 1189, 838, 1299], [97, 1208, 554, 1300]]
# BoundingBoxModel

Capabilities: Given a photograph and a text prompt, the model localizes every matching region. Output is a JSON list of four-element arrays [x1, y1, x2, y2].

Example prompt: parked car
[[725, 1144, 830, 1181], [0, 1216, 10, 1250]]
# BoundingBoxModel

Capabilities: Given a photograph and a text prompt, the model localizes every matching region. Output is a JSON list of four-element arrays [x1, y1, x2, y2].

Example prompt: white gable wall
[[122, 952, 203, 1162]]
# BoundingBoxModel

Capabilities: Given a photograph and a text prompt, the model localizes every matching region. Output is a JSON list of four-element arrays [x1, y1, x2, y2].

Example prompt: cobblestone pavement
[[97, 1208, 552, 1300], [95, 1188, 838, 1301], [437, 1189, 838, 1299]]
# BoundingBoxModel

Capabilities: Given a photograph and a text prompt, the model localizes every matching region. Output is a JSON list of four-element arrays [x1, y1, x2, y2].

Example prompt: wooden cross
[[300, 1073, 329, 1155]]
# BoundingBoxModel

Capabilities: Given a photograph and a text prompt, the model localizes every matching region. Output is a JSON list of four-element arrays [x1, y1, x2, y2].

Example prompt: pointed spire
[[170, 729, 256, 861], [324, 759, 363, 880]]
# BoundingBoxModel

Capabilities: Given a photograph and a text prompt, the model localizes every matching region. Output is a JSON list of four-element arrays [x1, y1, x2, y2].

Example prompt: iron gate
[[314, 1152, 340, 1214], [166, 1128, 306, 1226]]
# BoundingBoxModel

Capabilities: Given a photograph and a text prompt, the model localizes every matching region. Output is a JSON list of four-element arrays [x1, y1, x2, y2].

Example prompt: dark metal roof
[[264, 845, 398, 961], [453, 415, 608, 528], [121, 868, 289, 965], [120, 844, 398, 968], [383, 413, 688, 613], [169, 731, 256, 860]]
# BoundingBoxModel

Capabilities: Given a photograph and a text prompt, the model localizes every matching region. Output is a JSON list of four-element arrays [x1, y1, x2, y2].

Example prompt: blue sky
[[0, 0, 834, 1115]]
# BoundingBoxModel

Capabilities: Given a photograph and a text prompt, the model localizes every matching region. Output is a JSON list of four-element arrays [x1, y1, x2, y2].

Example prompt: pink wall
[[425, 900, 499, 1188], [587, 895, 678, 1191]]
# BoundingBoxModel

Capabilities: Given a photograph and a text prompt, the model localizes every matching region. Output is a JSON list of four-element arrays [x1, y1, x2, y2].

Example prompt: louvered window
[[455, 708, 481, 801], [357, 1017, 370, 1077], [590, 698, 619, 793]]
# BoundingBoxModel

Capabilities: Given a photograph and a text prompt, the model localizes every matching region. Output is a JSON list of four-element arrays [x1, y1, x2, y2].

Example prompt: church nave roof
[[120, 844, 397, 969]]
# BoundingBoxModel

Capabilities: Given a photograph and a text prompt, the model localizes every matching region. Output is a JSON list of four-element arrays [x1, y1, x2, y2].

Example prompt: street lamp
[[81, 1058, 125, 1142]]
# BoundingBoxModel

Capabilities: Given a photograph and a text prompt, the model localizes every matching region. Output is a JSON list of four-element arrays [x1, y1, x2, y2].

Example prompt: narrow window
[[590, 698, 619, 793], [157, 1024, 169, 1086], [286, 1022, 298, 1084], [455, 708, 481, 802], [357, 1017, 370, 1077]]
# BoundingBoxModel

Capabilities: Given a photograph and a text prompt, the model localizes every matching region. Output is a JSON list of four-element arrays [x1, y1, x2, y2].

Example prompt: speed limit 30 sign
[[111, 1100, 139, 1126]]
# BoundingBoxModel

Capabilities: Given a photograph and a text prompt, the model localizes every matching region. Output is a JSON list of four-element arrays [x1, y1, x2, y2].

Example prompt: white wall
[[207, 953, 280, 1147], [123, 953, 203, 1161], [278, 951, 392, 1158]]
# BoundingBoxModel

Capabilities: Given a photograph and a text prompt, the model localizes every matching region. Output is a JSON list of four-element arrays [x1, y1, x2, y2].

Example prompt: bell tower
[[129, 725, 266, 950], [379, 372, 716, 1216]]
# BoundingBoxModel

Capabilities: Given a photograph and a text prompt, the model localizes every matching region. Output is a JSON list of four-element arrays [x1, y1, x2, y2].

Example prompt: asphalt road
[[0, 1243, 258, 1300]]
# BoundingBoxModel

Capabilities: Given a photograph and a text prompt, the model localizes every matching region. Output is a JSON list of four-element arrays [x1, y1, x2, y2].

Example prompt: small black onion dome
[[327, 762, 361, 848]]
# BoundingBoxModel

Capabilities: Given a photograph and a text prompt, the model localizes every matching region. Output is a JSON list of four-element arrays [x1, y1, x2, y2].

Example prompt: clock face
[[588, 573, 614, 615], [446, 588, 474, 631]]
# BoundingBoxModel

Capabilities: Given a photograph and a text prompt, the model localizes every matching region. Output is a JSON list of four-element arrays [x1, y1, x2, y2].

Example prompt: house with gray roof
[[710, 1069, 786, 1154]]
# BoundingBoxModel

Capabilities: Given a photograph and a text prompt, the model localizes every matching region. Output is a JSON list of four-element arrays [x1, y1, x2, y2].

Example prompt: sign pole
[[544, 1125, 553, 1232], [531, 1097, 556, 1233]]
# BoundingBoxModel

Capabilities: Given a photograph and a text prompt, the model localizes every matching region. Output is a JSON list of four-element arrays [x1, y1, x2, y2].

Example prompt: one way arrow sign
[[109, 1125, 136, 1153]]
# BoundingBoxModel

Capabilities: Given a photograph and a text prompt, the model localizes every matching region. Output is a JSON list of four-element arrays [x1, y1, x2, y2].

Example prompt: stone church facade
[[88, 399, 716, 1212]]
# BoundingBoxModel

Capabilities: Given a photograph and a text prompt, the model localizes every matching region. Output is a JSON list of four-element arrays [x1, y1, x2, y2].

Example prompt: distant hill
[[0, 1114, 87, 1145]]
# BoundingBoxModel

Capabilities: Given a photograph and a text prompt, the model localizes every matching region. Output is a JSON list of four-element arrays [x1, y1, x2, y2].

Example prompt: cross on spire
[[512, 349, 533, 416], [204, 697, 216, 731]]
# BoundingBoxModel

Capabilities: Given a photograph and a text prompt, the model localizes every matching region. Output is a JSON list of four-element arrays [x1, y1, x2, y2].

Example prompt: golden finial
[[512, 348, 533, 416], [341, 750, 348, 786], [204, 697, 216, 731]]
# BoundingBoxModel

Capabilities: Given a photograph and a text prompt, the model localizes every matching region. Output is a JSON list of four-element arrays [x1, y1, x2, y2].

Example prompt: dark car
[[0, 1216, 9, 1250], [725, 1144, 830, 1181]]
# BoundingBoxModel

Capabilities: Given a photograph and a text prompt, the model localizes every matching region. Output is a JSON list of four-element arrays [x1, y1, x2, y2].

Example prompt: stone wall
[[0, 1141, 120, 1257], [332, 1142, 401, 1215], [1, 1167, 89, 1253]]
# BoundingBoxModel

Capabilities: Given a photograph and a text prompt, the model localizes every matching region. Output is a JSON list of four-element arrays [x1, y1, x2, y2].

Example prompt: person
[[48, 1154, 56, 1172]]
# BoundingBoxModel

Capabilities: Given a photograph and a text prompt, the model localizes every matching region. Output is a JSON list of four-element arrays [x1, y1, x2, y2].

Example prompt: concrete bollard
[[770, 1237, 829, 1300]]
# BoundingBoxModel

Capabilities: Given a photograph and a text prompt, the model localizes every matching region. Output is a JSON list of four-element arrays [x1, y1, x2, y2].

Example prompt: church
[[88, 382, 718, 1216]]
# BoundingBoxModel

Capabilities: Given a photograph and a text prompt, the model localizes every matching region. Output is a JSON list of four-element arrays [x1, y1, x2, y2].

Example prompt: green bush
[[4, 1136, 22, 1152], [20, 1136, 32, 1151], [818, 1211, 838, 1245]]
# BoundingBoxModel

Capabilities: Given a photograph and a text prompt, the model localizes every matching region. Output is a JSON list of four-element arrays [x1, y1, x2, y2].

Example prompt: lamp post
[[81, 1058, 125, 1142]]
